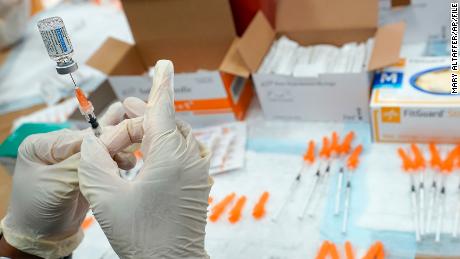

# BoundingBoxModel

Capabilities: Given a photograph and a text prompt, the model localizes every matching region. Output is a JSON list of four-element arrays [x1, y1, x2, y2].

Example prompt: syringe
[[74, 85, 102, 137], [272, 140, 316, 222], [37, 16, 102, 136], [398, 147, 421, 242], [341, 144, 363, 234]]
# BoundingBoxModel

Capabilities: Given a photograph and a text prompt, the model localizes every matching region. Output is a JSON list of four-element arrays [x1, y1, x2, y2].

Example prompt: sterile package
[[258, 37, 372, 77], [238, 0, 405, 122], [193, 122, 246, 175], [370, 57, 460, 143]]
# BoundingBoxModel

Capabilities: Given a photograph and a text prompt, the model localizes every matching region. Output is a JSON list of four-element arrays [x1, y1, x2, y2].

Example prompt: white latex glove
[[0, 102, 136, 259], [78, 60, 212, 258]]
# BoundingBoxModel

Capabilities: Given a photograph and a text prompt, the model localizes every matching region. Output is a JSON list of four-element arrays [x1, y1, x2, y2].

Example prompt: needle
[[335, 167, 345, 215], [427, 143, 442, 234], [303, 137, 331, 218], [398, 147, 420, 242], [435, 177, 446, 243], [426, 172, 438, 234], [334, 131, 355, 215], [411, 144, 426, 236], [454, 147, 460, 238], [69, 73, 77, 88], [272, 140, 315, 222], [410, 174, 421, 242], [342, 144, 363, 234], [308, 163, 331, 217], [435, 147, 458, 242], [298, 167, 322, 220], [453, 183, 460, 238]]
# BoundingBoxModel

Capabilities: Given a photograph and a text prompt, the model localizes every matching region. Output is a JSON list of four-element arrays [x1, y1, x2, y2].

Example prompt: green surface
[[0, 123, 69, 158]]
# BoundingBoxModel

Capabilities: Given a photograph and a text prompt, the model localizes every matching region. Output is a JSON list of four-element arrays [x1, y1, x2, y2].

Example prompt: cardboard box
[[370, 57, 460, 143], [0, 165, 12, 219], [234, 0, 405, 122], [85, 0, 254, 127], [380, 0, 451, 44]]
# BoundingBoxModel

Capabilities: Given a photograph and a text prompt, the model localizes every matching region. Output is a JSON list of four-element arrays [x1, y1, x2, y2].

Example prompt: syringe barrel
[[37, 17, 78, 74]]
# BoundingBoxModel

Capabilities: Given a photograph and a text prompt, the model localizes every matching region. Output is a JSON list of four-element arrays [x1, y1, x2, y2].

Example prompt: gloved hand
[[0, 101, 137, 259], [78, 60, 212, 258]]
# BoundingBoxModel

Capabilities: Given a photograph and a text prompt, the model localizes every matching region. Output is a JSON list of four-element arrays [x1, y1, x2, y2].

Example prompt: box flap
[[368, 22, 405, 70], [236, 12, 275, 72], [219, 38, 250, 78], [86, 37, 145, 76], [276, 0, 378, 32], [121, 0, 237, 72], [282, 28, 376, 46]]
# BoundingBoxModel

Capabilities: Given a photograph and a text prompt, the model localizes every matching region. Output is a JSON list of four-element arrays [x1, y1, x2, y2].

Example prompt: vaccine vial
[[37, 17, 78, 74]]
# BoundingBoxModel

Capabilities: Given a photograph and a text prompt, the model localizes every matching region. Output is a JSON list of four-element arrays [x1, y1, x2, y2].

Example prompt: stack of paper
[[193, 122, 247, 175]]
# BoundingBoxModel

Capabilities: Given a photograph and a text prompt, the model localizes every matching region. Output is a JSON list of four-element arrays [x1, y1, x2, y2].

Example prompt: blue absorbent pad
[[247, 122, 418, 258]]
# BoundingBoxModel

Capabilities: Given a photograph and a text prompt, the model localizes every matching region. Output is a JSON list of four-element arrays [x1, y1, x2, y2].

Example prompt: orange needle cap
[[330, 131, 340, 154], [441, 147, 459, 173], [252, 192, 270, 220], [410, 143, 425, 169], [303, 140, 316, 164], [345, 241, 354, 259], [316, 241, 331, 259], [209, 193, 235, 222], [339, 131, 355, 155], [397, 148, 416, 172], [228, 196, 247, 223], [319, 137, 331, 159], [347, 145, 363, 170]]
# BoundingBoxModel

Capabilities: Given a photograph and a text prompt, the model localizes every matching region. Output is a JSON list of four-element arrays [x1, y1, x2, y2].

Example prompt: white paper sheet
[[194, 122, 247, 175]]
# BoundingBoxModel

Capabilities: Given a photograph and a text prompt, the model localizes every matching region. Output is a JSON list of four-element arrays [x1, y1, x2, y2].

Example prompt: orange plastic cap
[[209, 193, 236, 222], [303, 140, 316, 164], [441, 147, 459, 173], [410, 143, 425, 169], [252, 192, 270, 220], [330, 131, 340, 154], [329, 243, 339, 259], [316, 241, 331, 259], [347, 145, 363, 170], [345, 241, 354, 259], [429, 143, 442, 169], [228, 195, 247, 223], [319, 137, 331, 159], [339, 131, 355, 155], [397, 148, 416, 172]]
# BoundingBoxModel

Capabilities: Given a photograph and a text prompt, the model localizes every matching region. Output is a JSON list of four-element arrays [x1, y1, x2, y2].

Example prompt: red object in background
[[230, 0, 276, 36]]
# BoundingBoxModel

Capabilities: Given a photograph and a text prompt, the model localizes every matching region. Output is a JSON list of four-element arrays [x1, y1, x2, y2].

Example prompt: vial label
[[40, 26, 73, 58]]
